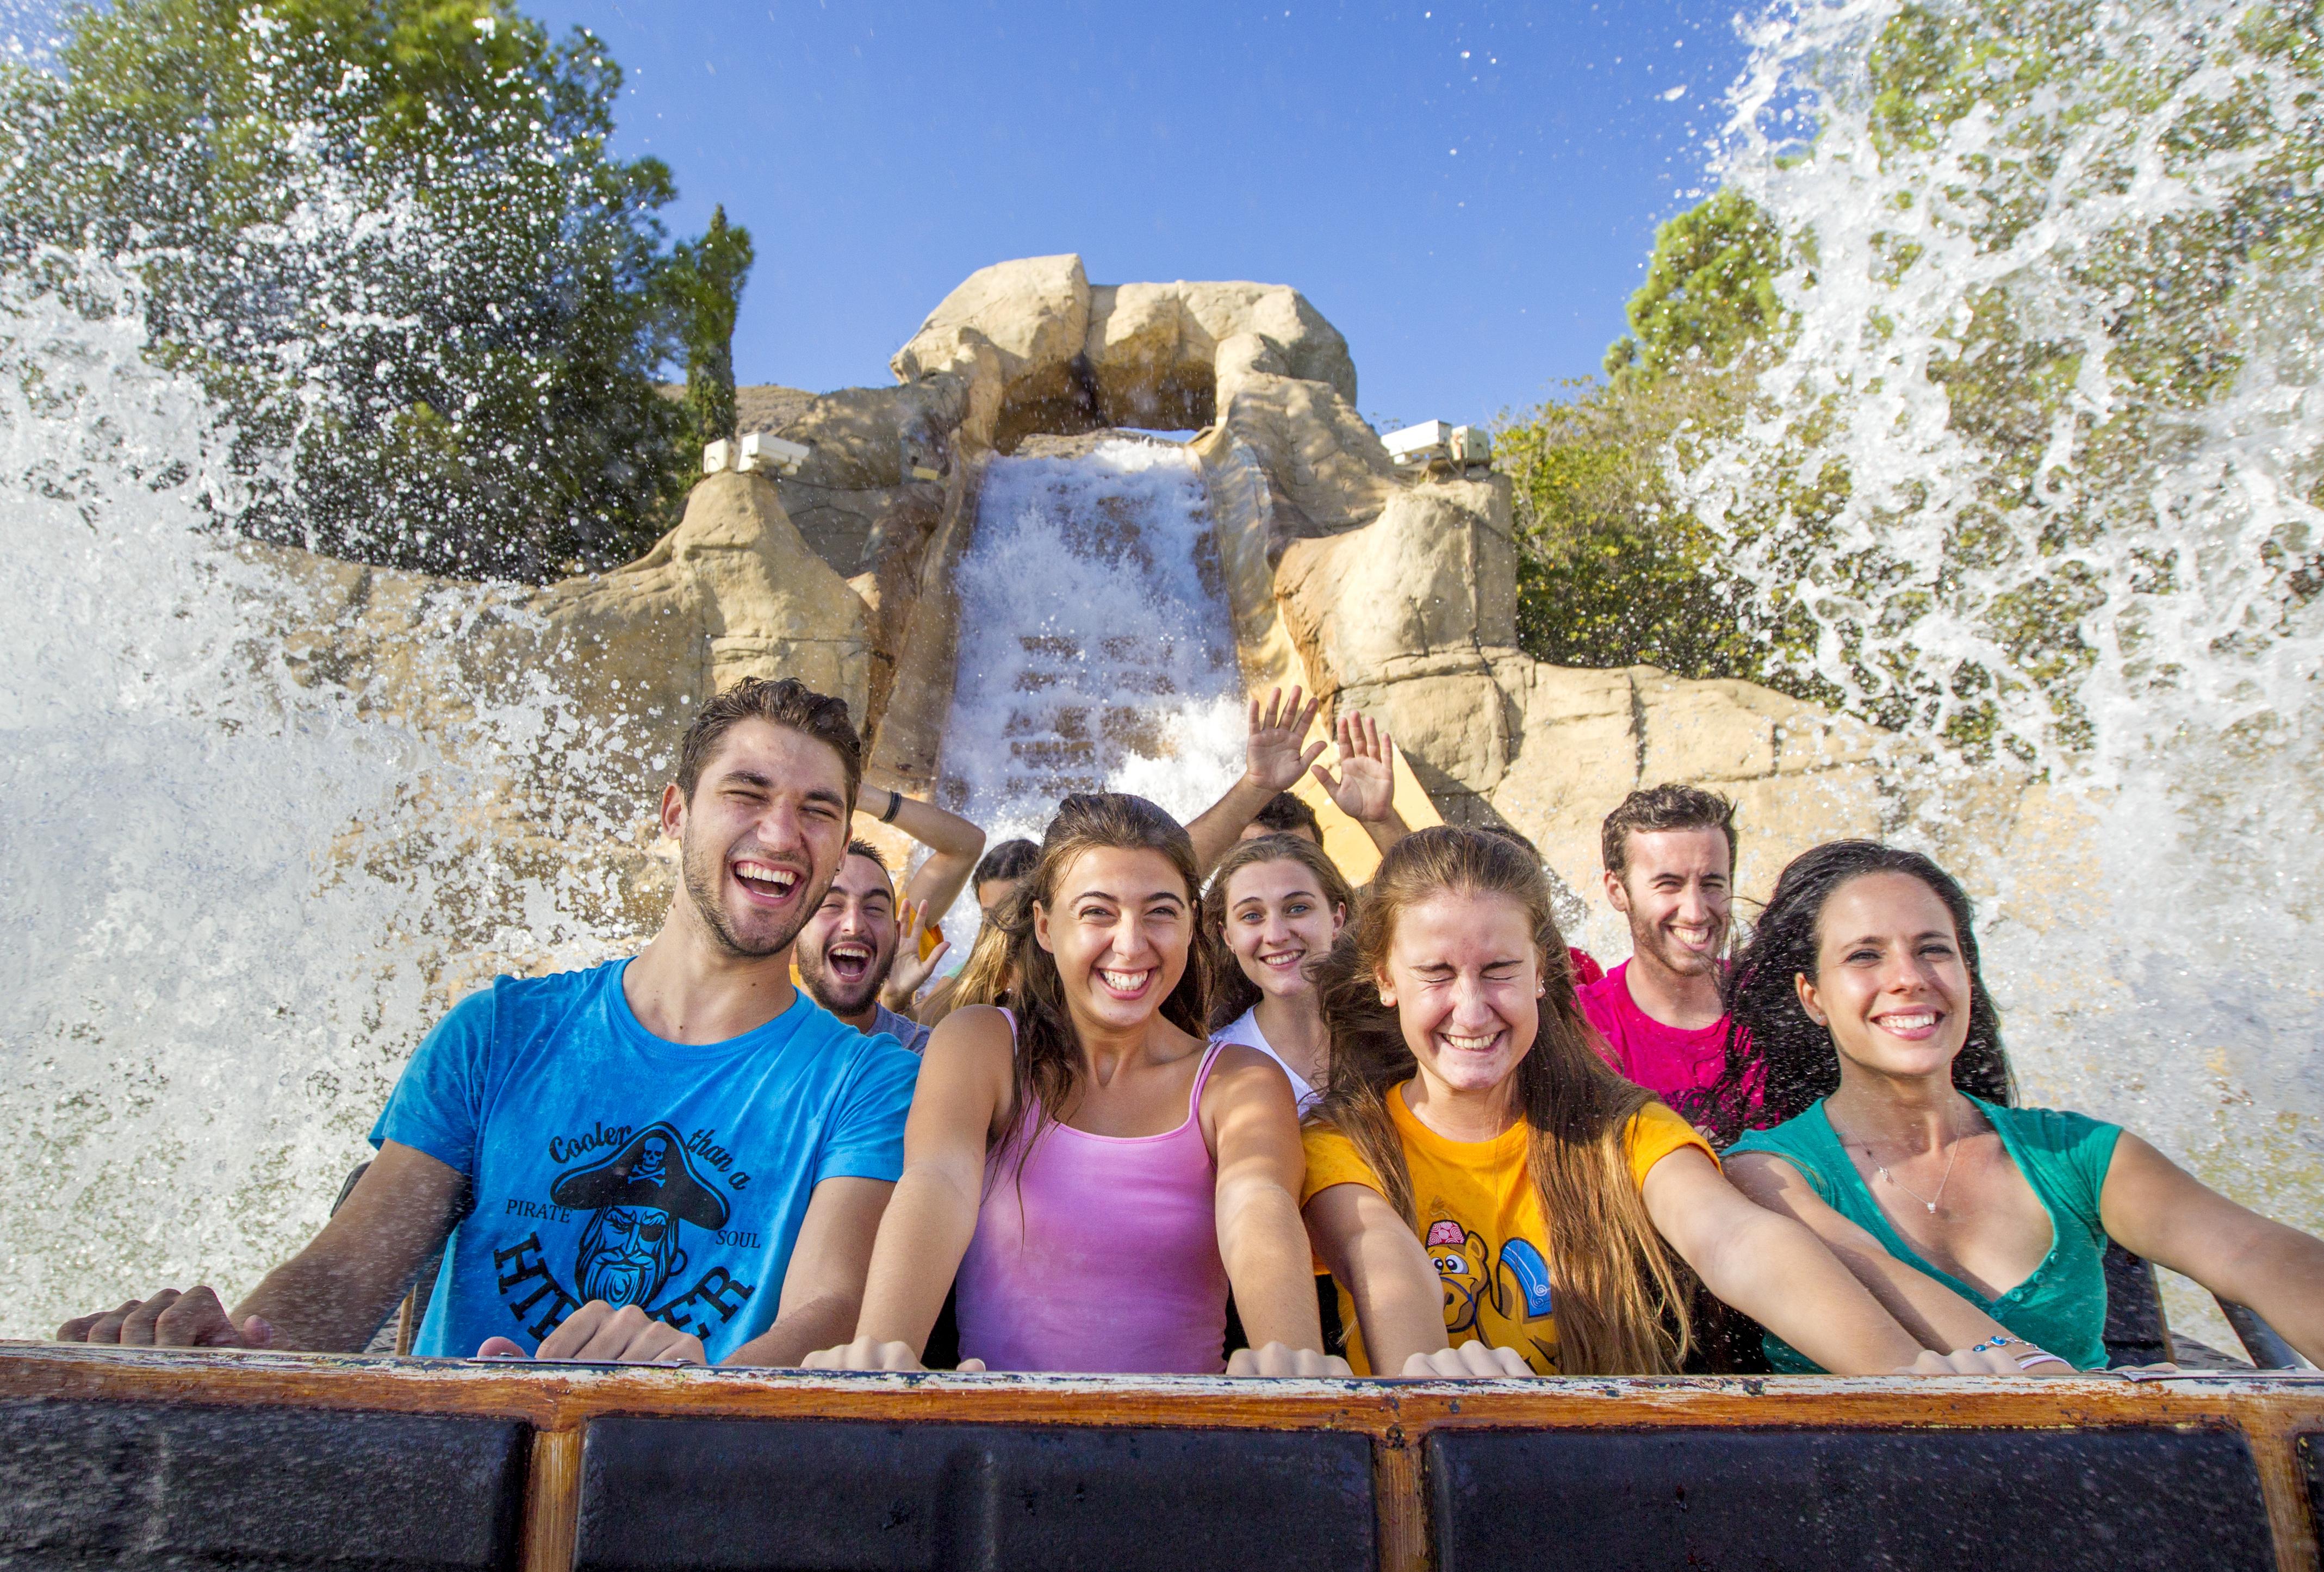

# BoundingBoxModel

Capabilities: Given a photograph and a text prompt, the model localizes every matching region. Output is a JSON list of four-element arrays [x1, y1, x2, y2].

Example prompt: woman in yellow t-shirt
[[1300, 827, 2048, 1378]]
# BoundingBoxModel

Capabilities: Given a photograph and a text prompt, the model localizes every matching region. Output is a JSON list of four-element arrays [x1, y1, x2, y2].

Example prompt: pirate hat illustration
[[550, 1122, 730, 1229]]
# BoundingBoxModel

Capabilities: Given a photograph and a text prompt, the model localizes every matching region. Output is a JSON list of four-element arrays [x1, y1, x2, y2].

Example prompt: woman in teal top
[[1720, 842, 2324, 1374]]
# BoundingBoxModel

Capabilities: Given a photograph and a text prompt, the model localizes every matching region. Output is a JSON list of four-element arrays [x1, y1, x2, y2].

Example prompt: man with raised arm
[[1184, 687, 1410, 877], [794, 786, 989, 1053], [1578, 785, 1766, 1144], [53, 678, 918, 1367]]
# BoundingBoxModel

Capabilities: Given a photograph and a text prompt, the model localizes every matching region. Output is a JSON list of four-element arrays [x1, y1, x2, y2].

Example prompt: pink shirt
[[954, 1028, 1232, 1374], [1577, 960, 1764, 1135]]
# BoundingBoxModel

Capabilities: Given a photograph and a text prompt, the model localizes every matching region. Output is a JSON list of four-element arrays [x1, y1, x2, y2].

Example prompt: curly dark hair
[[1722, 841, 2014, 1127]]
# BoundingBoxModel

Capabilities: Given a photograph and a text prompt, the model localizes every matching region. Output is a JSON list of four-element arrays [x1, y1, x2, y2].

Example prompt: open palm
[[1313, 712, 1396, 822]]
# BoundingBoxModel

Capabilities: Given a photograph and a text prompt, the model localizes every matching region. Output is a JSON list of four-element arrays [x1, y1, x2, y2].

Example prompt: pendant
[[1924, 1202, 1937, 1214]]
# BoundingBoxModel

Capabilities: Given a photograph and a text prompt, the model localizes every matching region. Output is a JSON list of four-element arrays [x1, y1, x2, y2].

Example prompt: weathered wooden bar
[[3, 1341, 2317, 1571]]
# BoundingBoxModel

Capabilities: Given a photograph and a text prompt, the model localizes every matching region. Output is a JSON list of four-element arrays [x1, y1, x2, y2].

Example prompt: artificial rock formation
[[265, 253, 2018, 928]]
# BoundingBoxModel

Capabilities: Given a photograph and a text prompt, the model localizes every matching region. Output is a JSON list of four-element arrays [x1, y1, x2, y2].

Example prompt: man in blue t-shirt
[[54, 677, 920, 1366]]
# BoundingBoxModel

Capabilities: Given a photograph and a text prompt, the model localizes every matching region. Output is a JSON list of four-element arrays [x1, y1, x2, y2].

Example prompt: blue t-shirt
[[371, 959, 918, 1362]]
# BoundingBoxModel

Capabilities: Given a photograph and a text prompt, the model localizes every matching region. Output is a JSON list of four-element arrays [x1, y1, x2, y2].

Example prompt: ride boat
[[2, 1341, 2319, 1572]]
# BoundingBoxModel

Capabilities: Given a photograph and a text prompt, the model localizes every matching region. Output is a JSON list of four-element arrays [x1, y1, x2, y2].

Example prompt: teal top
[[1728, 1097, 2123, 1372]]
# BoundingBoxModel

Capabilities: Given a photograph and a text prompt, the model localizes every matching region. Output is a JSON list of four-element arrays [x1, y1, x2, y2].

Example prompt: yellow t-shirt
[[1300, 1081, 1713, 1375]]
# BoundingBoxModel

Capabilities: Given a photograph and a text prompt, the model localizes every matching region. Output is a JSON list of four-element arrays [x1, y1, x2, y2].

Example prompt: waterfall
[[1686, 0, 2324, 1343], [930, 439, 1248, 937]]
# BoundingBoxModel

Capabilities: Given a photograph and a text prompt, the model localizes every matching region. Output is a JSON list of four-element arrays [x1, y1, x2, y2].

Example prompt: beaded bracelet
[[1967, 1335, 2025, 1354]]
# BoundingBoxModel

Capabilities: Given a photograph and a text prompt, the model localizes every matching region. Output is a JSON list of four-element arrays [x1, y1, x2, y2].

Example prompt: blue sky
[[525, 1, 1752, 428]]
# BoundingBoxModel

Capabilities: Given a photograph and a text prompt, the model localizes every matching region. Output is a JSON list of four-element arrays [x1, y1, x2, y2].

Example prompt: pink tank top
[[954, 1014, 1232, 1374]]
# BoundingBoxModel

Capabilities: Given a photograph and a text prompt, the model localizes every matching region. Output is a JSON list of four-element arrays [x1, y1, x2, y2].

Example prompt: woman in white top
[[1203, 834, 1355, 1113]]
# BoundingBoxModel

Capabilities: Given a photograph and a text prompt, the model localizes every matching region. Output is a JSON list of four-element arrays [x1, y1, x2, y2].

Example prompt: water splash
[[0, 263, 639, 1338], [931, 441, 1246, 936], [1690, 0, 2324, 1344]]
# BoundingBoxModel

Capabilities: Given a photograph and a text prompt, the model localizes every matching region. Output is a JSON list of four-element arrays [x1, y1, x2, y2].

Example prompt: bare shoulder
[[1200, 1041, 1298, 1130], [924, 1003, 1016, 1065], [1724, 1147, 1808, 1197]]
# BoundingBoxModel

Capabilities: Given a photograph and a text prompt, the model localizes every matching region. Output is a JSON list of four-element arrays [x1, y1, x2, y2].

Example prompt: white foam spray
[[1685, 0, 2324, 1347], [930, 441, 1247, 938]]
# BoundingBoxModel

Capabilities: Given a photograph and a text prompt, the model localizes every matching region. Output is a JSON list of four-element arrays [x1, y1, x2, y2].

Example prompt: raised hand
[[881, 899, 950, 1011], [1244, 687, 1326, 794], [1399, 1341, 1534, 1379], [799, 1335, 987, 1373], [476, 1301, 705, 1365], [1312, 711, 1397, 823], [1226, 1341, 1356, 1377], [56, 1287, 272, 1350]]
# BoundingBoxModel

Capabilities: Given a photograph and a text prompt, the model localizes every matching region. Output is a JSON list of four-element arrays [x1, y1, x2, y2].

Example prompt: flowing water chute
[[929, 438, 1248, 940]]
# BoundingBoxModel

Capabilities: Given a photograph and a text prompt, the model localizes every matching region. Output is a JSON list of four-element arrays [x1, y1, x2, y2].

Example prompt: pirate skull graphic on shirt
[[549, 1122, 729, 1309]]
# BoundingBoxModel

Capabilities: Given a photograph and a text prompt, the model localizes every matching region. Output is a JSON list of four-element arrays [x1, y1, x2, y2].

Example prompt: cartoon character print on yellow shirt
[[1422, 1218, 1560, 1370], [1301, 1084, 1711, 1375]]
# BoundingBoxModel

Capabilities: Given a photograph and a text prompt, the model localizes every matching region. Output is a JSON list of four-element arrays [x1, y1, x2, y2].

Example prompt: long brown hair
[[995, 793, 1210, 1166], [1202, 833, 1357, 1034], [1312, 825, 1695, 1374]]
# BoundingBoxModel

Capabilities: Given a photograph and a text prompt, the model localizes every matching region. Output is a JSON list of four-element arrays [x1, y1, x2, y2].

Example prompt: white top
[[1212, 1005, 1321, 1114]]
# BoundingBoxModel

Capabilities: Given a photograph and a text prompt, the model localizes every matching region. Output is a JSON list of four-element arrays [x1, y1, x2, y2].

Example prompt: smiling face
[[1797, 870, 1972, 1084], [1033, 845, 1194, 1035], [796, 851, 899, 1016], [663, 717, 853, 960], [1607, 825, 1733, 981], [1222, 857, 1345, 1003], [1378, 891, 1543, 1106]]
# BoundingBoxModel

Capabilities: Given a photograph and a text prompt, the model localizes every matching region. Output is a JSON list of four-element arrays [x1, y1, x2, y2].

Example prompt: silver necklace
[[1863, 1120, 1962, 1215]]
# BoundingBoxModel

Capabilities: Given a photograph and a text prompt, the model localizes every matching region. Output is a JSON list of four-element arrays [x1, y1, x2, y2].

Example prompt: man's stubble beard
[[797, 933, 897, 1016], [1627, 904, 1729, 981], [681, 831, 824, 960]]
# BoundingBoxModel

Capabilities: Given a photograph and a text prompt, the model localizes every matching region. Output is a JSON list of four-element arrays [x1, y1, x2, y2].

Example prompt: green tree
[[1496, 188, 1797, 681], [1604, 190, 1787, 381], [666, 203, 755, 456], [0, 0, 714, 581]]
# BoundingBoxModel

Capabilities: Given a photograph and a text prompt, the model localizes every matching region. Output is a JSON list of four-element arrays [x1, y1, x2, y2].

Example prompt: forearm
[[723, 1290, 863, 1367], [1217, 1184, 1326, 1352], [852, 1166, 981, 1352], [1823, 1238, 2018, 1356], [1698, 1213, 1924, 1374], [2203, 1221, 2324, 1365], [1359, 806, 1409, 855], [1186, 779, 1275, 878], [878, 789, 986, 917], [232, 1248, 415, 1353]]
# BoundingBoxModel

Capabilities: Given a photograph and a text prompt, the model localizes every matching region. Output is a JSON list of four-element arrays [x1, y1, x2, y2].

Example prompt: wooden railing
[[3, 1342, 2319, 1571]]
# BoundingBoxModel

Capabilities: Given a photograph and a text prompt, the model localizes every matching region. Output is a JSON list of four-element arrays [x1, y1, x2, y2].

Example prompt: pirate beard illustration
[[550, 1123, 730, 1311]]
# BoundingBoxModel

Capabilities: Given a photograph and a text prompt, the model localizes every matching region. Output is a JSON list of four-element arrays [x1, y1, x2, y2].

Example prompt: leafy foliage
[[0, 0, 748, 581], [1497, 189, 1801, 683], [667, 203, 754, 456]]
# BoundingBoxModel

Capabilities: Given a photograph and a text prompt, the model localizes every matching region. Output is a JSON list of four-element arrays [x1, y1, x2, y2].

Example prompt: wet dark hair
[[845, 837, 890, 874], [973, 836, 1041, 889], [1253, 791, 1322, 841], [676, 676, 861, 806], [1722, 841, 2015, 1127]]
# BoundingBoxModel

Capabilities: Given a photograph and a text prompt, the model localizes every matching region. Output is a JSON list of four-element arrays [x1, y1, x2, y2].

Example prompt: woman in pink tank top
[[805, 793, 1346, 1376]]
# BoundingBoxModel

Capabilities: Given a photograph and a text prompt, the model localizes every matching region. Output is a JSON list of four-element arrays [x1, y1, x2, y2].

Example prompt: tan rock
[[890, 254, 1091, 425], [1722, 766, 1889, 900], [1274, 478, 1517, 689], [1217, 369, 1397, 536]]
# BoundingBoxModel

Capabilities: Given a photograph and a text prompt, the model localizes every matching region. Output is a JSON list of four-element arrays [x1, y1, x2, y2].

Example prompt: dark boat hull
[[3, 1343, 2319, 1571]]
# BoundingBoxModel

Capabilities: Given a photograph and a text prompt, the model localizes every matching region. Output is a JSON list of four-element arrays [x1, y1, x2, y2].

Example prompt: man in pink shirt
[[1577, 785, 1766, 1145]]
